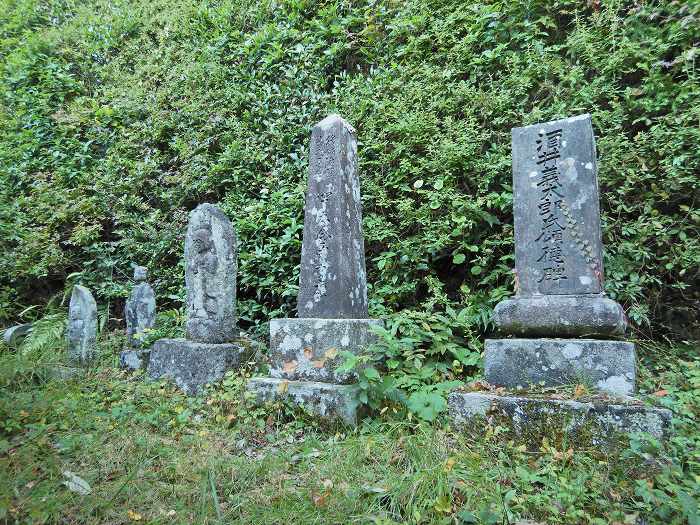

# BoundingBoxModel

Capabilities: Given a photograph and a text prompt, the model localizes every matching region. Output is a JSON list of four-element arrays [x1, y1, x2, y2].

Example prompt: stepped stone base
[[449, 391, 672, 447], [247, 377, 360, 426], [148, 338, 249, 395], [494, 295, 627, 337], [268, 318, 382, 383], [485, 338, 636, 396], [119, 349, 150, 371]]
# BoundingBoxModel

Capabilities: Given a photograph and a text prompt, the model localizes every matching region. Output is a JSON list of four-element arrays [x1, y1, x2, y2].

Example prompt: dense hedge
[[1, 0, 698, 342]]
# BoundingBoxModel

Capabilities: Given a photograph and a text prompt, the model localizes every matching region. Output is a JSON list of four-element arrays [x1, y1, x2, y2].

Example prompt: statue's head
[[133, 266, 148, 282]]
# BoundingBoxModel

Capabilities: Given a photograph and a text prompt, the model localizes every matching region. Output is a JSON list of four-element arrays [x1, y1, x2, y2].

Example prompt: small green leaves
[[453, 253, 466, 264]]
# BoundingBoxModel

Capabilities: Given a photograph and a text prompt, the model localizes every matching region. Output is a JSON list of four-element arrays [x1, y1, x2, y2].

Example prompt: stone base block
[[268, 318, 382, 384], [494, 295, 627, 337], [48, 365, 84, 380], [148, 338, 249, 395], [485, 338, 636, 396], [247, 377, 360, 426], [119, 349, 150, 371], [448, 392, 672, 446]]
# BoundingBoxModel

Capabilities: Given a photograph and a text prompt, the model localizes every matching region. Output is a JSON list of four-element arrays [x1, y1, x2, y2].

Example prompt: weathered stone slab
[[247, 377, 360, 425], [184, 204, 238, 343], [512, 114, 603, 296], [119, 349, 150, 371], [268, 318, 381, 383], [448, 391, 672, 446], [494, 295, 627, 337], [67, 285, 97, 365], [3, 323, 32, 347], [485, 338, 636, 396], [148, 338, 249, 395], [125, 266, 156, 348], [297, 115, 368, 319]]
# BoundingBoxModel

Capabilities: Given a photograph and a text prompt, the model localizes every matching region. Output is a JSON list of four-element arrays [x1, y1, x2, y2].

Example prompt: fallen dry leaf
[[574, 384, 586, 398], [444, 457, 457, 472], [311, 492, 327, 507], [324, 347, 338, 359], [303, 347, 313, 359], [277, 380, 289, 394], [653, 389, 668, 397], [283, 360, 297, 373], [127, 510, 143, 521]]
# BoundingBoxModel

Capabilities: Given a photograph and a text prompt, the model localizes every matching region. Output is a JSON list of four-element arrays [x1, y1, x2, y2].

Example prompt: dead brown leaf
[[282, 361, 297, 374]]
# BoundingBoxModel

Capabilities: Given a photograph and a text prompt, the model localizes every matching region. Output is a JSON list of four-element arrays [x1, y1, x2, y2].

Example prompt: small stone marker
[[120, 266, 156, 371], [66, 285, 97, 365], [147, 204, 248, 394], [297, 114, 368, 319], [448, 114, 671, 445], [247, 115, 380, 425]]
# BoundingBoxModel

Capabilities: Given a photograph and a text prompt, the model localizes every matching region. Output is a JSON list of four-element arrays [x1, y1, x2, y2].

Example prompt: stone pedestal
[[148, 338, 250, 395], [449, 391, 672, 447], [248, 318, 379, 424], [485, 338, 636, 396]]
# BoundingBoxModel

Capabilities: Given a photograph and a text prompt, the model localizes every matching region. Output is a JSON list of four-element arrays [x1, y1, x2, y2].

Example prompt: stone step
[[247, 377, 360, 426], [448, 391, 672, 448]]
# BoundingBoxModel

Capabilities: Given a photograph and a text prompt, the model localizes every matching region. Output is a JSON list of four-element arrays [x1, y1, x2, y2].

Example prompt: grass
[[0, 330, 698, 524]]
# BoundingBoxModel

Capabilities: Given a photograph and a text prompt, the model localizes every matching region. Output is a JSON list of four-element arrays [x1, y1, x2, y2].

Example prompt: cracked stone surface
[[148, 338, 250, 395], [268, 318, 381, 383], [448, 391, 672, 445], [297, 115, 368, 319], [494, 295, 627, 337], [485, 338, 636, 396], [247, 377, 360, 425]]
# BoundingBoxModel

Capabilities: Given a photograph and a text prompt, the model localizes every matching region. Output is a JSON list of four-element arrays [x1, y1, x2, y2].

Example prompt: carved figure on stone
[[125, 266, 156, 348], [67, 285, 97, 364], [184, 204, 237, 343]]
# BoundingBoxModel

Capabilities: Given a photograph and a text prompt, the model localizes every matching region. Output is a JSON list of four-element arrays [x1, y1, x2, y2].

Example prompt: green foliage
[[0, 0, 698, 350]]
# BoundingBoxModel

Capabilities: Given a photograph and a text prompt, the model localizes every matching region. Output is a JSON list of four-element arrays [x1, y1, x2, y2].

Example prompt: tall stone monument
[[147, 204, 249, 394], [247, 115, 381, 425], [67, 285, 97, 365], [449, 114, 671, 444], [120, 266, 156, 370]]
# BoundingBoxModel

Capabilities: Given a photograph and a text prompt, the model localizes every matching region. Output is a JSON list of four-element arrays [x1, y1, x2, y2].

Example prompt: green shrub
[[1, 0, 698, 355]]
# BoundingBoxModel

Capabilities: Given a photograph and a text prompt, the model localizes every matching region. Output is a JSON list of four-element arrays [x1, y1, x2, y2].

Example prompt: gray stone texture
[[494, 295, 627, 337], [512, 114, 603, 296], [485, 338, 636, 396], [67, 285, 97, 365], [268, 318, 381, 383], [184, 204, 237, 343], [148, 338, 250, 395], [119, 349, 150, 371], [125, 266, 156, 348], [247, 377, 360, 425], [3, 323, 32, 347], [297, 115, 368, 319], [448, 392, 672, 444]]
